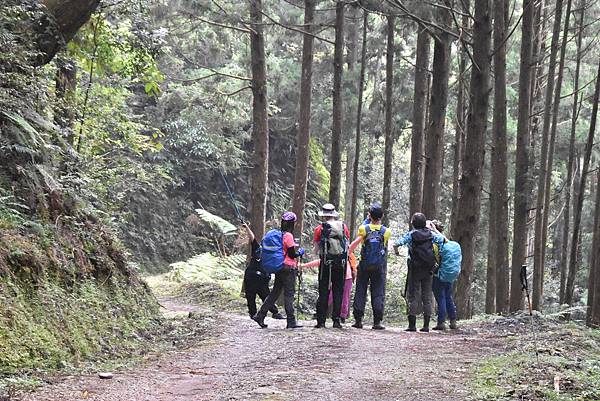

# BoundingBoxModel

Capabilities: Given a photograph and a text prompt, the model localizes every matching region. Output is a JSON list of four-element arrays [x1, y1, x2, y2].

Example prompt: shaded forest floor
[[11, 279, 600, 401]]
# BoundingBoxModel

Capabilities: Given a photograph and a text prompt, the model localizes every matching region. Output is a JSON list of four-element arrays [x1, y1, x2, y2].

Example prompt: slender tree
[[54, 57, 77, 143], [491, 0, 510, 315], [328, 1, 345, 208], [249, 0, 269, 240], [565, 58, 600, 306], [422, 2, 452, 219], [452, 0, 492, 319], [291, 0, 316, 239], [560, 0, 585, 303], [382, 15, 395, 225], [349, 10, 368, 237], [588, 168, 600, 326], [408, 27, 431, 222], [510, 0, 535, 312], [532, 0, 565, 310]]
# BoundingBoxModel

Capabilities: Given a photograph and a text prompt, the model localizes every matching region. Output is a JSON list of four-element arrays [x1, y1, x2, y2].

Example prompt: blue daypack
[[260, 229, 285, 274], [438, 240, 462, 283], [361, 225, 387, 269]]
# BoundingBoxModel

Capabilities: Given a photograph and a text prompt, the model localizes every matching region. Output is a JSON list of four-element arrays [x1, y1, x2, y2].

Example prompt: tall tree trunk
[[54, 57, 77, 143], [409, 27, 431, 223], [452, 0, 492, 320], [560, 0, 585, 303], [532, 0, 565, 311], [587, 168, 600, 326], [349, 10, 369, 237], [491, 0, 510, 315], [382, 15, 396, 225], [565, 59, 600, 306], [509, 0, 535, 312], [343, 4, 359, 224], [328, 1, 345, 208], [249, 0, 269, 240], [422, 3, 452, 219], [291, 0, 316, 240]]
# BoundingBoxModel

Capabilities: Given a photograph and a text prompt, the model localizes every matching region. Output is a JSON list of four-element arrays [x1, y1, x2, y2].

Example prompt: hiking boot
[[286, 319, 302, 329], [372, 321, 385, 330], [432, 321, 447, 331], [314, 322, 326, 328], [252, 314, 268, 329], [272, 312, 286, 320], [333, 319, 343, 329], [405, 315, 417, 332], [340, 318, 346, 324], [352, 318, 363, 329], [420, 315, 431, 332], [449, 319, 458, 330]]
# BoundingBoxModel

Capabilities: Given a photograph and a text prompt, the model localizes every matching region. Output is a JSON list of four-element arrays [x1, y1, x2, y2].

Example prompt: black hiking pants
[[353, 261, 387, 323], [244, 272, 280, 317], [316, 258, 345, 324], [407, 266, 433, 316], [256, 266, 296, 320]]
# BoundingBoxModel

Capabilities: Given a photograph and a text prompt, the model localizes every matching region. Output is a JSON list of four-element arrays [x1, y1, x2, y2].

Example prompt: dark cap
[[369, 202, 384, 220]]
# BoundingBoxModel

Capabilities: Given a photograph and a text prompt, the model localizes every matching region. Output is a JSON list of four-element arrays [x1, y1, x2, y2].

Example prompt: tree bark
[[452, 0, 492, 320], [291, 0, 316, 240], [249, 0, 269, 240], [343, 4, 359, 224], [36, 0, 101, 65], [382, 15, 396, 226], [409, 28, 431, 224], [565, 58, 600, 306], [54, 57, 77, 143], [560, 0, 585, 304], [328, 1, 345, 208], [422, 2, 452, 219], [349, 10, 369, 237], [532, 0, 565, 311], [509, 0, 535, 312], [587, 168, 600, 326], [491, 0, 510, 315]]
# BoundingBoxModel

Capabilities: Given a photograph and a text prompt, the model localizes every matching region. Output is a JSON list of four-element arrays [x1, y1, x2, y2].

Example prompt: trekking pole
[[297, 256, 303, 321], [218, 166, 244, 224], [520, 264, 540, 366]]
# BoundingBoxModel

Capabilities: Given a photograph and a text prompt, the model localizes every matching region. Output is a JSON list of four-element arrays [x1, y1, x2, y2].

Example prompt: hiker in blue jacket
[[393, 213, 445, 332], [252, 212, 305, 329], [429, 220, 459, 330]]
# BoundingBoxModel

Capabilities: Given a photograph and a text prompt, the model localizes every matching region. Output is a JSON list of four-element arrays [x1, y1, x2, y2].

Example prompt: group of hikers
[[242, 202, 463, 332]]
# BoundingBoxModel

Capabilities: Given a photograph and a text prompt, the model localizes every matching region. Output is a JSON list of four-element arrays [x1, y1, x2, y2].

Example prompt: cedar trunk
[[509, 0, 535, 312], [560, 0, 585, 303], [349, 11, 369, 237], [382, 15, 395, 225], [328, 1, 345, 208], [492, 0, 510, 315], [409, 28, 431, 222], [532, 0, 565, 311], [422, 3, 452, 219], [291, 0, 316, 239], [565, 59, 600, 306], [249, 0, 269, 240], [587, 168, 600, 326], [452, 0, 492, 320]]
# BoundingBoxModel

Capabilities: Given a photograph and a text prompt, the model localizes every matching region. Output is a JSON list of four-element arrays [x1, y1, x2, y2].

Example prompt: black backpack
[[409, 229, 436, 271], [320, 220, 348, 261]]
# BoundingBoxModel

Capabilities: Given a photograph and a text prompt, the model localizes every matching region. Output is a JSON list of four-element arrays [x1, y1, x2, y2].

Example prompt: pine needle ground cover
[[471, 315, 600, 400]]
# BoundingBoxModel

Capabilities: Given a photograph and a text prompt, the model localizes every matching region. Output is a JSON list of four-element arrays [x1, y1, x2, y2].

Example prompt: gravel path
[[18, 298, 503, 401]]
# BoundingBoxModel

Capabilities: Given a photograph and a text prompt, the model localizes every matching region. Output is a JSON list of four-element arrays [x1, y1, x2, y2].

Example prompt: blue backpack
[[260, 229, 285, 274], [361, 225, 387, 269], [438, 240, 462, 283]]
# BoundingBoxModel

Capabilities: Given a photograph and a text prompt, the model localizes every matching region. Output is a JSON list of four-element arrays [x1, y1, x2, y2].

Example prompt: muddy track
[[19, 298, 504, 401]]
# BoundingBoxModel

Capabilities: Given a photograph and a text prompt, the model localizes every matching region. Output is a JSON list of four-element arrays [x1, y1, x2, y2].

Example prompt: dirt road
[[19, 298, 503, 401]]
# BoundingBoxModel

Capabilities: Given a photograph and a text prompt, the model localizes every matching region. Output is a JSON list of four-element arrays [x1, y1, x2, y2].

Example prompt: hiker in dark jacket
[[393, 213, 445, 332], [312, 203, 350, 329], [348, 203, 392, 330], [241, 223, 285, 320], [252, 212, 305, 329]]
